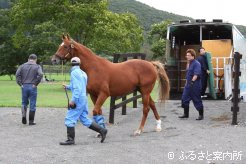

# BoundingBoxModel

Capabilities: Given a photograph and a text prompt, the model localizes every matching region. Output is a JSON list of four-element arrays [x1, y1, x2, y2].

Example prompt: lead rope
[[62, 60, 64, 80], [62, 60, 69, 109], [64, 87, 70, 109]]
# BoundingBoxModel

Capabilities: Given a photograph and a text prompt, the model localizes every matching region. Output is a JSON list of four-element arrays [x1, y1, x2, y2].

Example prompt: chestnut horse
[[52, 34, 170, 135]]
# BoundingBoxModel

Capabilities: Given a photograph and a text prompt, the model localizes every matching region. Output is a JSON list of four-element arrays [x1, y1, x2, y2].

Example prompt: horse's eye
[[63, 45, 68, 49]]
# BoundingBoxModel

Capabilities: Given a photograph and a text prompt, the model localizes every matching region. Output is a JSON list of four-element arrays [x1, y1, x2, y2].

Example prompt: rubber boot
[[196, 108, 204, 120], [21, 106, 27, 124], [60, 127, 75, 145], [29, 111, 36, 125], [179, 107, 189, 118], [89, 122, 107, 143]]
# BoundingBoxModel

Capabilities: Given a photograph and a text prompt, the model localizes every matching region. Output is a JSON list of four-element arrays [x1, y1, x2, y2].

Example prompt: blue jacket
[[66, 66, 87, 104], [186, 59, 201, 83]]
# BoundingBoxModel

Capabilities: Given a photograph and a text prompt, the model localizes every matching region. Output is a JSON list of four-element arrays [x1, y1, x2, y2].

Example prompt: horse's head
[[51, 34, 75, 65]]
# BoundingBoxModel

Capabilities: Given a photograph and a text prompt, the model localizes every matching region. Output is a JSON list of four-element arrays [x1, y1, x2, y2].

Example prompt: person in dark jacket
[[16, 54, 43, 125], [197, 47, 209, 97], [179, 49, 204, 120]]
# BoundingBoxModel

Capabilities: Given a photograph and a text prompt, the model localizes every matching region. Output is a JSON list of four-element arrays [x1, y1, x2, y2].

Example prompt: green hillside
[[1, 0, 246, 36], [109, 0, 246, 37], [109, 0, 192, 31]]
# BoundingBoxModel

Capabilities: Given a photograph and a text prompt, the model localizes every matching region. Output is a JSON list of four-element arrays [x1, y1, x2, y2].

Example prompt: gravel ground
[[0, 100, 245, 164]]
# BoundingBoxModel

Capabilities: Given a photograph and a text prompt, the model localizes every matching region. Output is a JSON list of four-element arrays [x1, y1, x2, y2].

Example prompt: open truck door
[[165, 19, 246, 100]]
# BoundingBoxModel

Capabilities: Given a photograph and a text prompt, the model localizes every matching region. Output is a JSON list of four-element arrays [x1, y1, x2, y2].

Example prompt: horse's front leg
[[93, 92, 108, 115], [134, 107, 150, 136], [90, 94, 97, 106], [134, 94, 150, 136], [92, 92, 109, 128], [90, 94, 103, 112]]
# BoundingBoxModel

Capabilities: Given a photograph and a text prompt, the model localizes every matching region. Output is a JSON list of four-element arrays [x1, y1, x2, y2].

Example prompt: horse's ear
[[62, 34, 66, 40], [66, 34, 70, 40]]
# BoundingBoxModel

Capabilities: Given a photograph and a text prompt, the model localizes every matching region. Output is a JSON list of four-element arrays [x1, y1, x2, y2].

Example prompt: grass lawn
[[0, 79, 73, 108], [0, 75, 158, 108]]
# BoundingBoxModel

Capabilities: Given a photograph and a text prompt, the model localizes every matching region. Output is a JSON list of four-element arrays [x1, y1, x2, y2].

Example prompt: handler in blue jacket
[[60, 57, 107, 145], [179, 49, 204, 120]]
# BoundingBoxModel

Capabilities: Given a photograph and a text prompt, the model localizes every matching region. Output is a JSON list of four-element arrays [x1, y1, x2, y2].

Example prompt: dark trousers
[[200, 71, 208, 96], [22, 84, 37, 111], [182, 81, 203, 110]]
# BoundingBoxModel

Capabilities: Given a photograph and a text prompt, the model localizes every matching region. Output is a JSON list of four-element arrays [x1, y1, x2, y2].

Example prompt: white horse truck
[[165, 19, 246, 101]]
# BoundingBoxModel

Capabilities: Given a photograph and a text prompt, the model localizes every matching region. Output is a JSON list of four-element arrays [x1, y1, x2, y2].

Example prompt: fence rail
[[40, 63, 70, 81]]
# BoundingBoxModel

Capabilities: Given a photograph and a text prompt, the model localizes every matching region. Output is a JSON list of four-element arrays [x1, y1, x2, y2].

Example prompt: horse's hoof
[[155, 119, 162, 132], [134, 129, 142, 136], [95, 133, 101, 138], [155, 127, 162, 132]]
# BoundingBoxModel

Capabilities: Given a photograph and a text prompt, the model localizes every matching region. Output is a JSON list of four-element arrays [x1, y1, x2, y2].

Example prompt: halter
[[60, 41, 75, 82], [56, 40, 75, 61], [63, 41, 75, 59]]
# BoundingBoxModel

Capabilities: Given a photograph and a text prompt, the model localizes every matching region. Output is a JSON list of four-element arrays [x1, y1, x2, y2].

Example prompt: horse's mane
[[72, 39, 111, 64], [72, 40, 95, 55]]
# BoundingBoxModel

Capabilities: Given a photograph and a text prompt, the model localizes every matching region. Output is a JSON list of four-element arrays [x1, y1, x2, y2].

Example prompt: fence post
[[109, 97, 116, 124], [113, 54, 120, 63], [109, 54, 120, 124], [133, 91, 138, 108], [133, 53, 145, 108], [122, 96, 126, 115], [231, 52, 242, 125], [122, 56, 127, 115]]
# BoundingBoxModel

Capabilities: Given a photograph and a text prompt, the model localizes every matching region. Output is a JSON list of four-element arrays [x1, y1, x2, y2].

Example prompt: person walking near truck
[[179, 49, 204, 120], [197, 47, 209, 97]]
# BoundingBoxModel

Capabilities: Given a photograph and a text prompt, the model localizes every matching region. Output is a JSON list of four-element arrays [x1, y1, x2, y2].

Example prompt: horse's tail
[[151, 61, 170, 101]]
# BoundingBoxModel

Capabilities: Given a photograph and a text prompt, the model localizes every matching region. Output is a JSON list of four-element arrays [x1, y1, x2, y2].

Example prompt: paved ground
[[0, 100, 246, 164]]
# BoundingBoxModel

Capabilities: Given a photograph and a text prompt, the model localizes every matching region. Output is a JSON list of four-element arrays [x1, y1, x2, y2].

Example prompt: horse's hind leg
[[149, 96, 162, 132], [134, 93, 150, 136]]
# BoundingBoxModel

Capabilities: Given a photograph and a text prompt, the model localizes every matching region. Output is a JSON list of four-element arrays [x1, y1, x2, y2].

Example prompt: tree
[[90, 11, 143, 54], [10, 0, 71, 60], [0, 9, 21, 79], [9, 0, 143, 60], [148, 20, 171, 60], [0, 0, 144, 77]]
